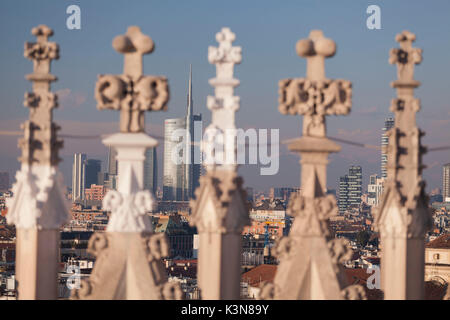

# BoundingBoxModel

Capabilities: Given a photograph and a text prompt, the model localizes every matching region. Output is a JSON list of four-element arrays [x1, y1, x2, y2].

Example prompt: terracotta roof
[[426, 233, 450, 249], [241, 264, 277, 287]]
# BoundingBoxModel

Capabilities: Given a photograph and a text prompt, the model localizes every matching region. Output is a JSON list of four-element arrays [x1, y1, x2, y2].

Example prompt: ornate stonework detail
[[278, 30, 352, 138], [287, 193, 337, 237], [20, 25, 62, 167], [389, 31, 422, 85], [24, 25, 59, 61], [103, 190, 155, 232], [208, 27, 242, 83], [190, 171, 250, 234], [94, 26, 169, 133], [341, 285, 367, 300], [6, 167, 69, 229], [76, 27, 172, 300], [190, 28, 249, 300], [203, 27, 242, 169], [374, 31, 431, 300], [271, 30, 363, 300], [279, 78, 351, 137], [272, 236, 293, 260], [328, 238, 353, 273], [258, 282, 276, 300], [7, 25, 69, 231], [71, 232, 182, 300]]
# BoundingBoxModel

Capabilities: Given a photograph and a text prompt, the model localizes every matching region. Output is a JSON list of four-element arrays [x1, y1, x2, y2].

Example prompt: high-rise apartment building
[[443, 163, 450, 202], [163, 65, 202, 201], [381, 117, 395, 179], [338, 165, 362, 214], [367, 174, 385, 207], [348, 165, 362, 208], [72, 153, 87, 202], [108, 146, 118, 176], [338, 175, 349, 215], [163, 117, 187, 201]]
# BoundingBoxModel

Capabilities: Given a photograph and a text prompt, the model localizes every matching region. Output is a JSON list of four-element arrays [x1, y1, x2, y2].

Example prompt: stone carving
[[278, 30, 352, 138], [269, 30, 365, 300], [189, 28, 249, 300], [208, 27, 242, 84], [374, 31, 432, 300], [5, 25, 69, 300], [103, 190, 155, 232], [94, 26, 169, 133], [190, 171, 250, 234], [75, 26, 179, 300], [7, 25, 69, 229], [71, 232, 181, 300], [6, 168, 69, 229], [341, 285, 367, 300]]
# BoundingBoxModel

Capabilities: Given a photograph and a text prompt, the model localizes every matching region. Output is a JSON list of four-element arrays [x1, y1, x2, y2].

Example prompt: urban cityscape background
[[0, 0, 450, 300]]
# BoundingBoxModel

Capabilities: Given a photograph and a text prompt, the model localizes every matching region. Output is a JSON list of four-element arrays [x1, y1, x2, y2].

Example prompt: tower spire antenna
[[187, 63, 193, 115]]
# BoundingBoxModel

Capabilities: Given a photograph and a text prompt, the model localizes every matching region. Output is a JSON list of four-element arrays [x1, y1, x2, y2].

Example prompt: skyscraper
[[381, 117, 395, 179], [85, 159, 101, 189], [185, 65, 202, 199], [108, 146, 118, 175], [163, 117, 186, 201], [338, 165, 362, 214], [144, 147, 157, 195], [72, 153, 86, 202], [338, 175, 349, 215], [163, 65, 202, 201], [443, 163, 450, 201], [367, 174, 385, 207], [348, 165, 362, 208]]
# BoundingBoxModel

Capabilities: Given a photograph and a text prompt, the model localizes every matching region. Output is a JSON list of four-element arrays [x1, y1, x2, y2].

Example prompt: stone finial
[[113, 26, 155, 80], [95, 26, 168, 133], [389, 31, 422, 87], [296, 30, 336, 81], [204, 27, 242, 168], [21, 25, 62, 166], [208, 27, 242, 82], [279, 30, 351, 137]]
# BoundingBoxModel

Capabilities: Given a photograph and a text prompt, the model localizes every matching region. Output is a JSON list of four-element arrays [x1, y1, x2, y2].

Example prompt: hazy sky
[[1, 0, 449, 193]]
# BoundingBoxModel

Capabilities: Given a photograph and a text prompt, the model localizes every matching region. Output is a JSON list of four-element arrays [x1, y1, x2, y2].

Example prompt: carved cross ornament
[[278, 30, 352, 137], [389, 31, 422, 87], [95, 26, 169, 133], [21, 25, 62, 166], [204, 27, 242, 167]]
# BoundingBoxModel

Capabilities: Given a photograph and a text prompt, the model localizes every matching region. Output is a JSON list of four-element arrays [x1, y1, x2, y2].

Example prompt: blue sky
[[1, 0, 449, 193]]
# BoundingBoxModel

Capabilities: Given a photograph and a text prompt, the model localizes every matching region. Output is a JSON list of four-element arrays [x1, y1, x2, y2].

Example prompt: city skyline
[[0, 1, 449, 193]]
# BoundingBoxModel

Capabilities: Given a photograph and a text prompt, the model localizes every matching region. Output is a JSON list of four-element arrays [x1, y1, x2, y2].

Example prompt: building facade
[[163, 117, 187, 201], [84, 159, 101, 190], [367, 174, 385, 207], [72, 153, 86, 202], [443, 163, 450, 202], [348, 165, 362, 208], [144, 147, 157, 195], [338, 175, 349, 215]]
